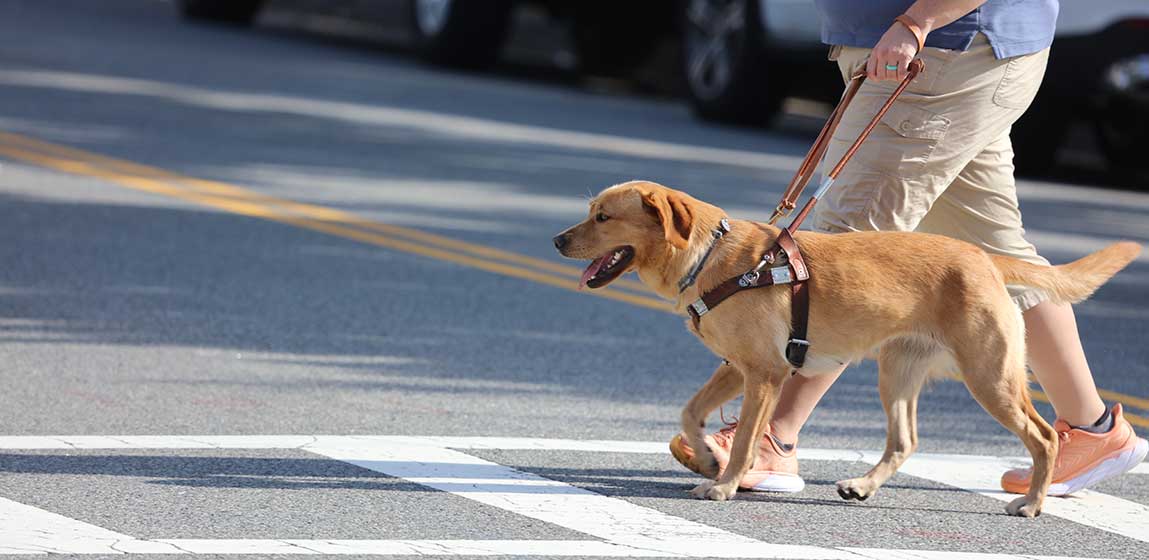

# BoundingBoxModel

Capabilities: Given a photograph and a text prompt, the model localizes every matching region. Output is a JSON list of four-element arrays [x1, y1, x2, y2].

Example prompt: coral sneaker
[[1001, 404, 1148, 496], [669, 423, 804, 493]]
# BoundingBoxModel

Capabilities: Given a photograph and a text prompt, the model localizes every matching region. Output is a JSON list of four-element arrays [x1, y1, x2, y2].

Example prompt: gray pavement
[[0, 0, 1147, 558]]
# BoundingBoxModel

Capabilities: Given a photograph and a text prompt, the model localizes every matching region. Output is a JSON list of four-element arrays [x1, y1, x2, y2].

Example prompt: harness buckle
[[689, 299, 709, 317], [770, 266, 793, 284], [767, 205, 793, 226], [785, 338, 810, 367], [738, 270, 760, 287]]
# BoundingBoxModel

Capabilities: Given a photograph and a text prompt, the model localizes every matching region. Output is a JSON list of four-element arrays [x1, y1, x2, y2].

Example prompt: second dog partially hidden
[[554, 180, 1140, 517]]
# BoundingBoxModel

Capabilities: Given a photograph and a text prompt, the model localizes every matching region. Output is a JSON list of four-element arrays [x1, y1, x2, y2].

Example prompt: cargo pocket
[[859, 101, 952, 229], [876, 100, 951, 171]]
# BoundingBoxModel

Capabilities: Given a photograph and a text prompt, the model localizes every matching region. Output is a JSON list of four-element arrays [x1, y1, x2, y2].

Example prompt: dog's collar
[[677, 218, 731, 294]]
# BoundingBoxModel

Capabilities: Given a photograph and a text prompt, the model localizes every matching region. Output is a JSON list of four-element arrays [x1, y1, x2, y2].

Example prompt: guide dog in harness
[[553, 180, 1140, 517]]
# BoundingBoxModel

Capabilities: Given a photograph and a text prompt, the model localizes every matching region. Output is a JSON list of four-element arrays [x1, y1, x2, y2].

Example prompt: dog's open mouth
[[579, 246, 635, 289]]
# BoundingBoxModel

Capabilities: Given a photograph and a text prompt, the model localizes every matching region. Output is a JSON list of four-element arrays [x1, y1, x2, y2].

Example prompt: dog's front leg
[[680, 361, 743, 479], [691, 370, 784, 501]]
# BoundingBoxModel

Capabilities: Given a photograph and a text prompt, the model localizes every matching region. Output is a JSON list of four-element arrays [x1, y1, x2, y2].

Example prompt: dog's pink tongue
[[579, 255, 609, 290]]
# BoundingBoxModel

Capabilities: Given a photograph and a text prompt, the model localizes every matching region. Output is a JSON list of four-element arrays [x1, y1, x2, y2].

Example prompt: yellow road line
[[1098, 389, 1149, 413], [0, 141, 673, 313], [1, 131, 1146, 427], [0, 131, 653, 295], [941, 372, 1148, 428]]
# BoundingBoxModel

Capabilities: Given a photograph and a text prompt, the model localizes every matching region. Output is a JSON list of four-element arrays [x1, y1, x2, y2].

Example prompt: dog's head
[[553, 180, 703, 290]]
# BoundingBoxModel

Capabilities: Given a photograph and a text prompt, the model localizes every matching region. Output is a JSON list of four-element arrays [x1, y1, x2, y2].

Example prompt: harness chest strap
[[686, 228, 811, 369], [775, 229, 811, 369]]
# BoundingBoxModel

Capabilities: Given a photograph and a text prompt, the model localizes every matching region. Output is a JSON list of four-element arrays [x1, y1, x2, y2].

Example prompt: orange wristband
[[895, 14, 926, 54]]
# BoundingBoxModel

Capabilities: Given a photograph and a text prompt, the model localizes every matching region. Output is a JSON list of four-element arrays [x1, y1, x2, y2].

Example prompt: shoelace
[[712, 407, 739, 446]]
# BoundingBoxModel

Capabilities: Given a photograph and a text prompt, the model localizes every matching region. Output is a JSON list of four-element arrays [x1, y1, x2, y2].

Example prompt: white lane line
[[0, 70, 804, 174], [893, 453, 1149, 545], [2, 435, 1145, 550], [0, 435, 318, 449], [0, 435, 1131, 559], [0, 497, 181, 555], [153, 541, 1124, 559], [305, 440, 848, 559], [154, 539, 667, 556], [0, 434, 1145, 469]]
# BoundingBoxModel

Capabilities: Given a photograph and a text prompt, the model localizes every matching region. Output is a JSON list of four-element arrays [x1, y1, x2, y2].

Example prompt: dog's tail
[[991, 242, 1141, 304]]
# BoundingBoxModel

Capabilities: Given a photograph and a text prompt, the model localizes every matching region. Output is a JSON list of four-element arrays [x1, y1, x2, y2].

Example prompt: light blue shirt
[[814, 0, 1058, 59]]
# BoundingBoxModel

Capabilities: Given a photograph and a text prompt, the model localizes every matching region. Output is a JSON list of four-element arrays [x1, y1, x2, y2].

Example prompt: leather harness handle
[[785, 58, 924, 233], [769, 72, 865, 223], [768, 70, 866, 225]]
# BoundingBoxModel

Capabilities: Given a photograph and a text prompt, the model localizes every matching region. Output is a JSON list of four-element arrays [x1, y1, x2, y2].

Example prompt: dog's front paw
[[689, 480, 737, 501], [1005, 496, 1042, 518], [835, 478, 878, 501]]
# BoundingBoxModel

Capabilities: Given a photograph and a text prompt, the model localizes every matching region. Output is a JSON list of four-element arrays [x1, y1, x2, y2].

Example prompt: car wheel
[[681, 0, 784, 125], [407, 0, 513, 69], [178, 0, 263, 25]]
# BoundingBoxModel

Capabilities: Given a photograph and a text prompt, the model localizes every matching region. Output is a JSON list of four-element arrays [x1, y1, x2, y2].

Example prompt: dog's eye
[[595, 212, 609, 223]]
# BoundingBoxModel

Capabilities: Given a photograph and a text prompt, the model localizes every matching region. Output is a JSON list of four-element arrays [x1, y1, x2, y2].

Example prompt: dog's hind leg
[[951, 310, 1058, 517], [837, 337, 937, 501], [961, 362, 1057, 517], [690, 367, 785, 501], [680, 361, 743, 479]]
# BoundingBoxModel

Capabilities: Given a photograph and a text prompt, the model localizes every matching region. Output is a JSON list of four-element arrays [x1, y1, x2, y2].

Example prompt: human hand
[[867, 22, 920, 82]]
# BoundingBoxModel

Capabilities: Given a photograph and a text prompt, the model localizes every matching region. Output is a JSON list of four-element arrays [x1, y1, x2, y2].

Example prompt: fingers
[[890, 58, 908, 81], [868, 22, 919, 82], [869, 55, 912, 82]]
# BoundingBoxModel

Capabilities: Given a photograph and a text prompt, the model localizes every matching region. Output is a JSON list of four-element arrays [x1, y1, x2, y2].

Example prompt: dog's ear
[[640, 188, 693, 250]]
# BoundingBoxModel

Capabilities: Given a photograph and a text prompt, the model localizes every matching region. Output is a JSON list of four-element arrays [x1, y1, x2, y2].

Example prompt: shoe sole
[[670, 436, 806, 493], [1050, 437, 1149, 496], [745, 473, 805, 493], [669, 435, 704, 475]]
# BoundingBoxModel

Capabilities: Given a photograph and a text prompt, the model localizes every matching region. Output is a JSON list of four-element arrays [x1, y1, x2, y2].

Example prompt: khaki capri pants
[[812, 34, 1051, 311]]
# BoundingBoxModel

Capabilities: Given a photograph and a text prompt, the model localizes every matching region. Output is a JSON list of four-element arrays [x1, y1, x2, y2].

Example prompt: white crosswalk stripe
[[0, 435, 1144, 557]]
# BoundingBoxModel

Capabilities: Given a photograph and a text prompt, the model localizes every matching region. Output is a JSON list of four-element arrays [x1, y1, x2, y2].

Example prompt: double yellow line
[[0, 131, 672, 313], [0, 131, 1145, 427]]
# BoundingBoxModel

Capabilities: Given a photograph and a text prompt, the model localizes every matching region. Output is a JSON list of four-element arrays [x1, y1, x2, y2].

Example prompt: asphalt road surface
[[1, 1, 1147, 558]]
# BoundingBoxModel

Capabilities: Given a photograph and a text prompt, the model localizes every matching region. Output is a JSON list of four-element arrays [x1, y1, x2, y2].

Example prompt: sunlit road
[[1, 1, 1147, 558]]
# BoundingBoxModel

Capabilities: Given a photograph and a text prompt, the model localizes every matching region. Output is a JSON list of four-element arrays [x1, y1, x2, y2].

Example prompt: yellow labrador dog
[[553, 180, 1140, 517]]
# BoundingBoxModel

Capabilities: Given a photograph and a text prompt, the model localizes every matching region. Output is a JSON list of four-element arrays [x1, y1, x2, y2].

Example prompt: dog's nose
[[553, 233, 569, 251]]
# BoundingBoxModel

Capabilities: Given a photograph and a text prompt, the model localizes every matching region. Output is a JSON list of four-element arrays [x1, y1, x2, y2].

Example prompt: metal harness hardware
[[687, 60, 924, 371], [677, 218, 732, 294]]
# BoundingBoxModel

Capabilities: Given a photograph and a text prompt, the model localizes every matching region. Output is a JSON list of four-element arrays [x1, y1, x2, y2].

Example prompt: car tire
[[407, 0, 513, 69], [178, 0, 263, 25], [680, 0, 785, 125]]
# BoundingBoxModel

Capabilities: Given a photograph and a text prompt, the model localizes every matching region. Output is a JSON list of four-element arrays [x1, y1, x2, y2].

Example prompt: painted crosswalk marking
[[0, 435, 1145, 558]]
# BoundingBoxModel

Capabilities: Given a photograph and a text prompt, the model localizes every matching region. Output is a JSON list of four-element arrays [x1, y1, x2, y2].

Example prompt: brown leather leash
[[687, 59, 924, 371]]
